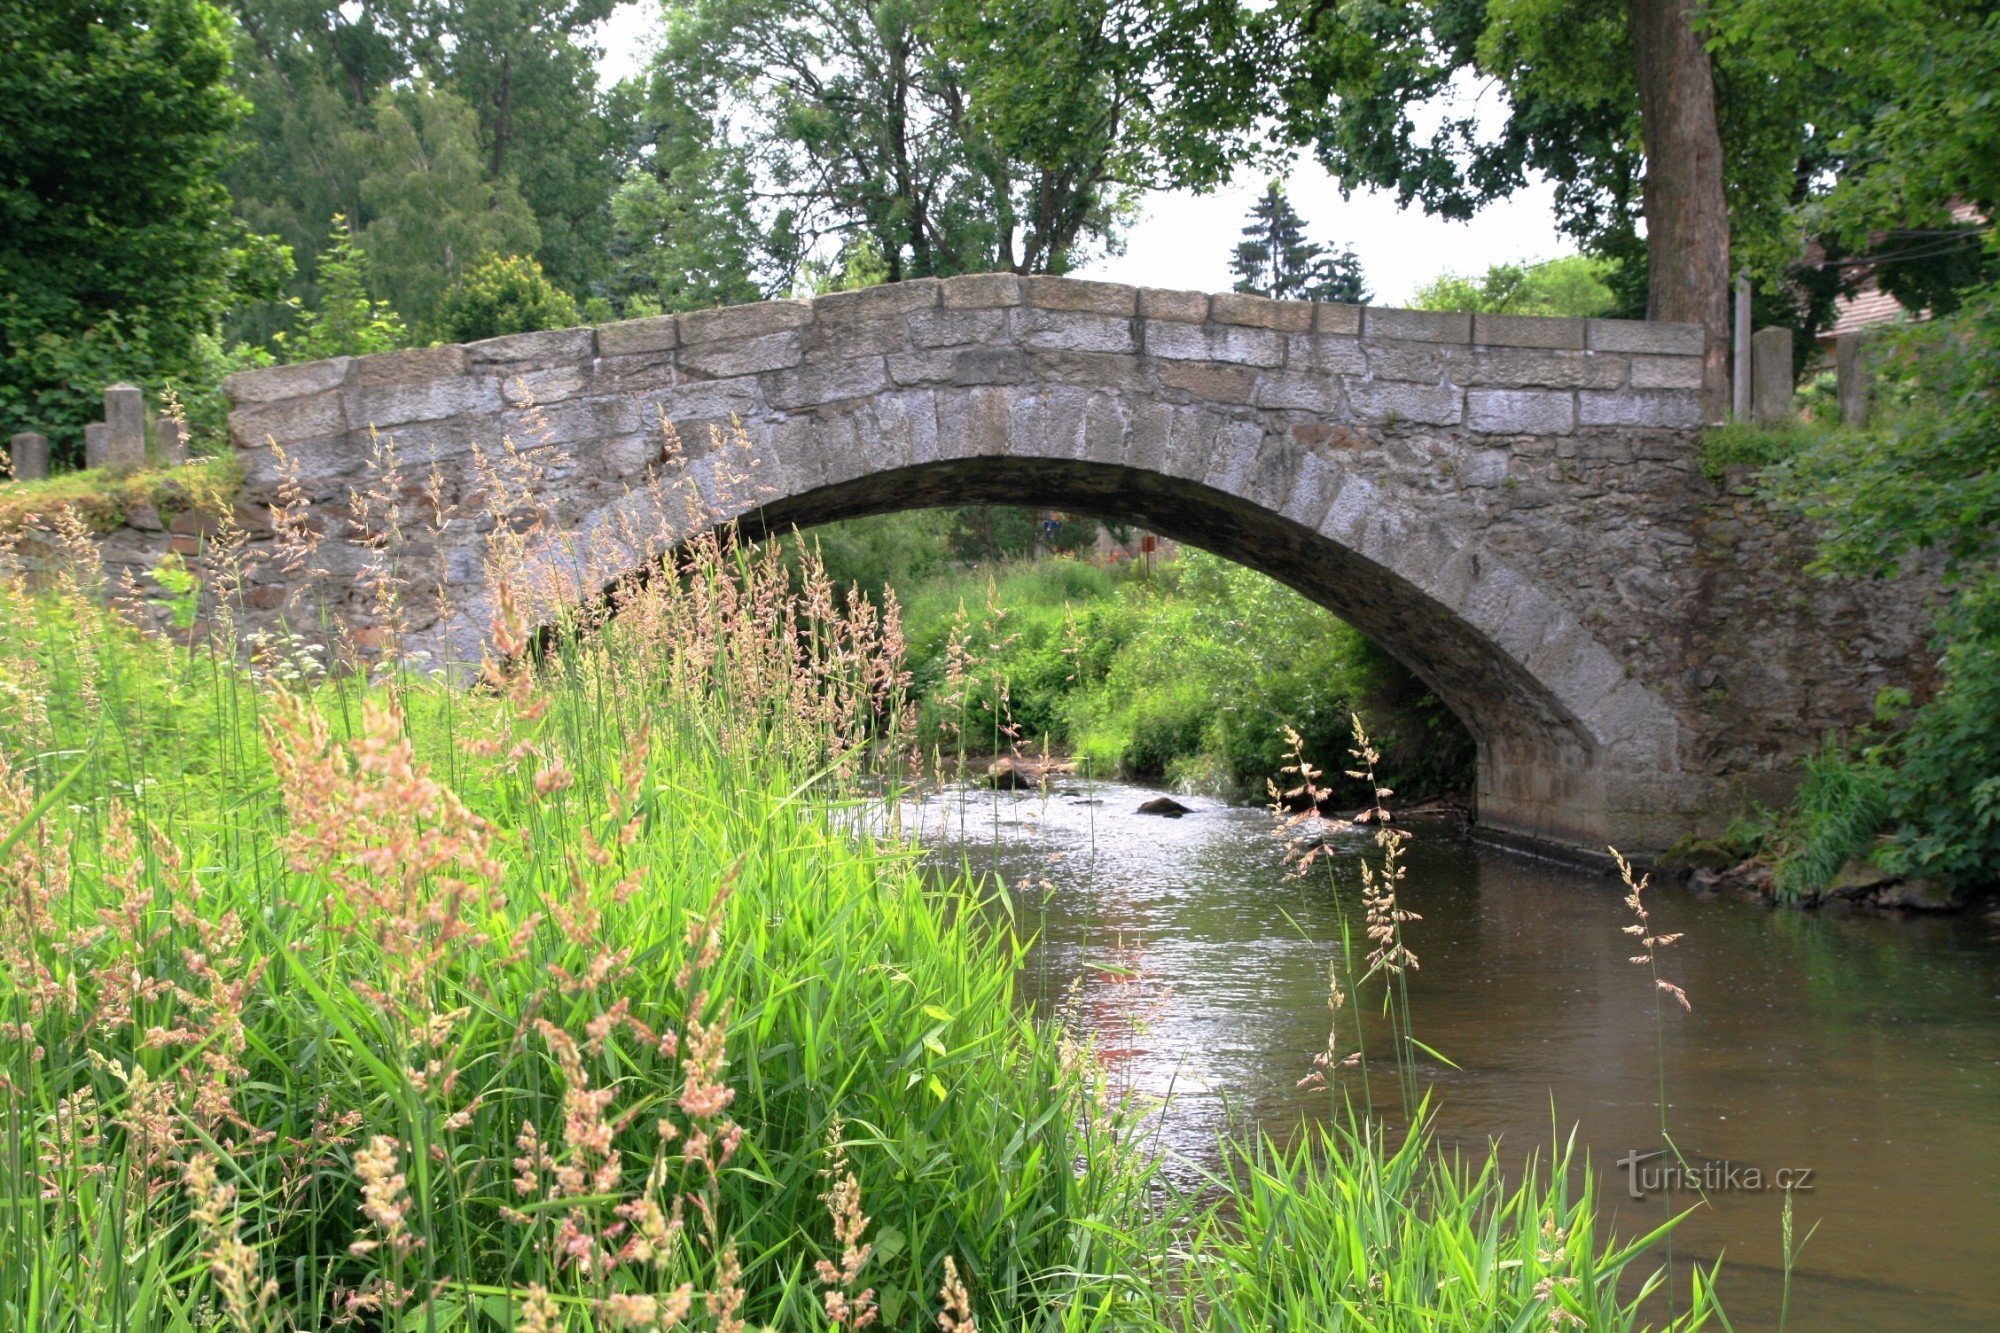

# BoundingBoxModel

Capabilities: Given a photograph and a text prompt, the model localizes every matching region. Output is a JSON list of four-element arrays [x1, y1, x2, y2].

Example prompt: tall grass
[[0, 469, 1721, 1327]]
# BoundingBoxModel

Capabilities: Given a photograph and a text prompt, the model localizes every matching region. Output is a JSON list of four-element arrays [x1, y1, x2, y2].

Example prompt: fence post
[[8, 432, 49, 481], [1836, 333, 1870, 429], [1751, 326, 1794, 424]]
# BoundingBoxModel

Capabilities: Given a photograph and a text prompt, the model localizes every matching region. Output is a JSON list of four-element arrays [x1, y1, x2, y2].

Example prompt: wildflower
[[816, 1124, 878, 1330], [349, 1136, 419, 1257], [517, 1285, 563, 1333], [1614, 849, 1691, 1012]]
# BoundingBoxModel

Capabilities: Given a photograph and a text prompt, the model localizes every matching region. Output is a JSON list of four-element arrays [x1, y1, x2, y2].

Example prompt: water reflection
[[901, 778, 2000, 1331]]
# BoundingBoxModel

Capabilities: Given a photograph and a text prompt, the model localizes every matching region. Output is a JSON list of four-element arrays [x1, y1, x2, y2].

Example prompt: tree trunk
[[1626, 0, 1732, 421]]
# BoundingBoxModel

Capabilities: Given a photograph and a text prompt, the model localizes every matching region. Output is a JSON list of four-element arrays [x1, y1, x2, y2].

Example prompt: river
[[902, 777, 2000, 1331]]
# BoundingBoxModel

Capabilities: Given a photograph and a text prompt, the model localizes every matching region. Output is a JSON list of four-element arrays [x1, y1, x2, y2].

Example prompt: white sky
[[589, 3, 1573, 305]]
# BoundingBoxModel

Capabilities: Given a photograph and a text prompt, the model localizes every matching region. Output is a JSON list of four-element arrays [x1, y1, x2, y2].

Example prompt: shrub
[[430, 253, 581, 344]]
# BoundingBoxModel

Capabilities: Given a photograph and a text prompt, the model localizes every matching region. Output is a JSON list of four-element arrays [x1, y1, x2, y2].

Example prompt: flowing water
[[903, 778, 2000, 1331]]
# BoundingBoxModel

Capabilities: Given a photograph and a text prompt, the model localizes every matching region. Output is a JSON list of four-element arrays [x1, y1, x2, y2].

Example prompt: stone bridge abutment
[[220, 275, 1933, 856]]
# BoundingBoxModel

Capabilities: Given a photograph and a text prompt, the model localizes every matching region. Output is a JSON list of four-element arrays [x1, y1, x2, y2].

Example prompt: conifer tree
[[1229, 182, 1368, 303]]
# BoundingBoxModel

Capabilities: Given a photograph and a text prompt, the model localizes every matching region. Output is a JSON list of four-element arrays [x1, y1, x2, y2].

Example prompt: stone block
[[653, 379, 761, 425], [1314, 302, 1364, 336], [1836, 332, 1870, 429], [907, 307, 1007, 348], [679, 299, 812, 345], [764, 356, 890, 410], [1752, 326, 1794, 424], [225, 357, 353, 404], [1209, 291, 1313, 331], [348, 375, 497, 429], [1156, 360, 1257, 404], [1473, 312, 1585, 349], [886, 349, 959, 385], [84, 422, 110, 469], [1081, 392, 1134, 466], [351, 345, 468, 385], [467, 327, 595, 364], [235, 391, 349, 443], [1586, 318, 1703, 355], [8, 432, 48, 480], [1365, 340, 1461, 384], [1347, 381, 1463, 426], [1021, 275, 1136, 316], [151, 415, 188, 465], [1012, 307, 1137, 354], [1143, 320, 1284, 367], [1024, 350, 1146, 392], [1285, 333, 1367, 376], [1009, 386, 1090, 461], [933, 387, 1012, 458], [679, 331, 802, 377], [1138, 288, 1209, 322], [1577, 389, 1703, 428], [812, 279, 939, 320], [1252, 372, 1342, 413], [1365, 307, 1470, 343], [939, 273, 1021, 309], [951, 347, 1026, 385], [103, 382, 147, 469], [500, 364, 593, 408], [596, 315, 679, 356], [1461, 348, 1628, 390], [803, 311, 909, 356], [1467, 388, 1576, 435], [1630, 354, 1704, 390]]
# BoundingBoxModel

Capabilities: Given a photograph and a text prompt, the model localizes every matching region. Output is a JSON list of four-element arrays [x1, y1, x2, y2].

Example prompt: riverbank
[[0, 538, 1722, 1329]]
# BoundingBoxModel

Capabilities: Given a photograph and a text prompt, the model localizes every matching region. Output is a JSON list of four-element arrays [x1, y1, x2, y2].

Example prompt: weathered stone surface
[[200, 276, 1927, 861], [1588, 318, 1704, 355], [1468, 389, 1576, 435], [1348, 381, 1463, 426], [1752, 326, 1795, 424], [9, 432, 49, 480], [680, 332, 803, 377], [597, 314, 679, 356], [103, 383, 147, 469], [1579, 389, 1703, 428], [1013, 308, 1136, 354], [467, 327, 595, 364], [1138, 288, 1209, 322], [83, 422, 110, 470], [1022, 275, 1135, 315], [1144, 321, 1284, 367], [680, 300, 811, 344], [939, 273, 1021, 309], [1366, 307, 1471, 343], [1210, 291, 1313, 331], [226, 357, 353, 403], [1474, 312, 1585, 350]]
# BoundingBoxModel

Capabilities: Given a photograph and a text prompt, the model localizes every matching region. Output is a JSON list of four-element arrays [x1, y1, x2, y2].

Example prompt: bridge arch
[[229, 274, 1730, 853]]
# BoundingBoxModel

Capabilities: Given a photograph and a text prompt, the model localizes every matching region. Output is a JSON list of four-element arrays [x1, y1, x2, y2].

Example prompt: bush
[[430, 253, 581, 344]]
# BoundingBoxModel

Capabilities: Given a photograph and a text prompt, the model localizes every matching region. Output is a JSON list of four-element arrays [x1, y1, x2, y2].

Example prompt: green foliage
[[355, 83, 542, 328], [779, 511, 959, 610], [1771, 740, 1896, 902], [1230, 180, 1369, 304], [0, 0, 282, 464], [1410, 255, 1618, 318], [277, 215, 408, 361], [430, 253, 580, 344], [1698, 419, 1829, 482], [1759, 277, 2000, 896], [896, 548, 1474, 802]]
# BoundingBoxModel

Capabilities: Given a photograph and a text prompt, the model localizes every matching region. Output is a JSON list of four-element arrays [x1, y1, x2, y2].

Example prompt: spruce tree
[[1229, 182, 1369, 303]]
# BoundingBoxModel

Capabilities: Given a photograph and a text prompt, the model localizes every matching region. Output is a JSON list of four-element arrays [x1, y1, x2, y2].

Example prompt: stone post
[[151, 413, 189, 465], [1836, 333, 1870, 429], [1732, 272, 1753, 421], [1751, 326, 1794, 425], [84, 422, 111, 470], [103, 383, 147, 470], [8, 432, 49, 481]]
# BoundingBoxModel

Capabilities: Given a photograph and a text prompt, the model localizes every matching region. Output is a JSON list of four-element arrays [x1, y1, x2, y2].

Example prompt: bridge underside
[[731, 458, 1616, 853]]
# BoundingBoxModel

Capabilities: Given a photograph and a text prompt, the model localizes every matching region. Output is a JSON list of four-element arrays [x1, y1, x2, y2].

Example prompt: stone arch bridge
[[222, 276, 1929, 856]]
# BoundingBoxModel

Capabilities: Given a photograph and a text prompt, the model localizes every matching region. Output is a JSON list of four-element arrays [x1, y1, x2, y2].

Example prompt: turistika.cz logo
[[1616, 1149, 1816, 1200]]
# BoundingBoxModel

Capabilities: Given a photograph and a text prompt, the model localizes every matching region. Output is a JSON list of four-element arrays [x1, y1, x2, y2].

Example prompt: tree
[[641, 0, 1209, 288], [1229, 181, 1368, 303], [1410, 256, 1617, 318], [354, 84, 541, 329], [0, 0, 280, 459], [279, 215, 407, 362], [431, 253, 581, 343]]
